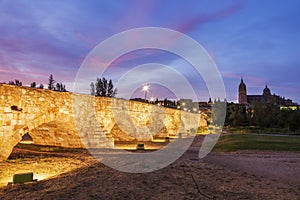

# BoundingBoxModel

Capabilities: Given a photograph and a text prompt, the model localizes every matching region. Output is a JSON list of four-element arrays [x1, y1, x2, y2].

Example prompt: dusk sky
[[0, 0, 300, 103]]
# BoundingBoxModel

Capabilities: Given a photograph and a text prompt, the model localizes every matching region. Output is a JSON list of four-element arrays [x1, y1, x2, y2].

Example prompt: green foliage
[[226, 103, 251, 126], [213, 134, 300, 152], [91, 77, 117, 97], [225, 102, 300, 132], [211, 101, 227, 126]]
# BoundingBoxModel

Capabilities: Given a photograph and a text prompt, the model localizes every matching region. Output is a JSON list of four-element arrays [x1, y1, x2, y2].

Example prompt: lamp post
[[143, 85, 149, 102]]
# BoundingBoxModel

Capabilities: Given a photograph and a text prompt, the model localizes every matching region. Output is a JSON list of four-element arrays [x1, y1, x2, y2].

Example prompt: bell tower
[[238, 78, 247, 104]]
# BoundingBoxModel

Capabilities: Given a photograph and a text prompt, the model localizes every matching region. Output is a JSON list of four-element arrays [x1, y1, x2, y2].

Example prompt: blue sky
[[0, 0, 299, 103]]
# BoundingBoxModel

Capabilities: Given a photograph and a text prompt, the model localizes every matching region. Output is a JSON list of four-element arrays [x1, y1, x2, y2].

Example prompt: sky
[[0, 0, 300, 103]]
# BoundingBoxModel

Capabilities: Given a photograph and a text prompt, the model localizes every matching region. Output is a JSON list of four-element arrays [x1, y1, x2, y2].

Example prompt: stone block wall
[[0, 84, 208, 161]]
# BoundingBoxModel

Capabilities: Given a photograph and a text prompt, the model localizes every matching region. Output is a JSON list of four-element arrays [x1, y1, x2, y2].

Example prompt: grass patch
[[225, 126, 300, 135], [213, 134, 300, 152]]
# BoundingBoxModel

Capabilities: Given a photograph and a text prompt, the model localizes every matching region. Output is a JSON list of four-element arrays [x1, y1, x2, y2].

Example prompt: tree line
[[225, 102, 300, 132], [0, 74, 67, 92], [1, 75, 118, 96], [47, 74, 66, 92]]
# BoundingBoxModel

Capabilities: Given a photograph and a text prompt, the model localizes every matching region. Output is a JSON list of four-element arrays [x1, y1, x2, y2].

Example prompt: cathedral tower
[[238, 78, 248, 104]]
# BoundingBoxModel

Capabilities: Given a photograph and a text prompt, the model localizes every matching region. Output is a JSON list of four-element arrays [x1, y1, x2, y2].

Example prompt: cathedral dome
[[263, 85, 271, 96]]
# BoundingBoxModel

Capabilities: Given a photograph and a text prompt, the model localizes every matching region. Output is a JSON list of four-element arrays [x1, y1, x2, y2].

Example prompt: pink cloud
[[174, 3, 243, 33]]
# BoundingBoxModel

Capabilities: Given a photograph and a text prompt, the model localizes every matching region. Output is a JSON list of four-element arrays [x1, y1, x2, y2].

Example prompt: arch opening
[[20, 133, 34, 144]]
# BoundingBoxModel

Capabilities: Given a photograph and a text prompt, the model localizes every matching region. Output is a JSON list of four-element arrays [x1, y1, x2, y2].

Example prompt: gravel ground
[[0, 135, 299, 199]]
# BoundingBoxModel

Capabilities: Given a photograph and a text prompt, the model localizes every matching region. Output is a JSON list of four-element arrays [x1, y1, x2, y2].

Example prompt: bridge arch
[[1, 110, 81, 161], [0, 84, 76, 160]]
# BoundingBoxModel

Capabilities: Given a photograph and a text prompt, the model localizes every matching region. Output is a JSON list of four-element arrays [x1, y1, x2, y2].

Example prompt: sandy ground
[[0, 135, 299, 199]]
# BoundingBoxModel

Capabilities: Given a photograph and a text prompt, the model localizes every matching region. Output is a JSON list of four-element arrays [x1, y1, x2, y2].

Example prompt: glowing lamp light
[[142, 84, 150, 101], [142, 85, 149, 92]]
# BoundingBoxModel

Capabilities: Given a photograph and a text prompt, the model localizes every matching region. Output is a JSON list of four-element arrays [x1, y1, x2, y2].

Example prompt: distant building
[[156, 99, 177, 109], [238, 78, 248, 105], [130, 98, 146, 103], [178, 99, 199, 112], [198, 101, 212, 110], [130, 97, 215, 113], [238, 78, 297, 106]]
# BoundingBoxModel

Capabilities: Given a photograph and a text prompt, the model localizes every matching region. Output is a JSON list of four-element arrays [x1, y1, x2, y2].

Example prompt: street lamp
[[150, 97, 155, 103], [142, 85, 149, 102]]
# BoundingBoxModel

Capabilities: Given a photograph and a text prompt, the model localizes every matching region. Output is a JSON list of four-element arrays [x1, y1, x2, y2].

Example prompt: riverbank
[[0, 135, 299, 199]]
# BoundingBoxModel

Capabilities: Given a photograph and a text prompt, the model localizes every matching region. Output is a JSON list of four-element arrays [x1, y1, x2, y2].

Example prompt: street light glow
[[143, 85, 149, 92], [142, 84, 150, 102]]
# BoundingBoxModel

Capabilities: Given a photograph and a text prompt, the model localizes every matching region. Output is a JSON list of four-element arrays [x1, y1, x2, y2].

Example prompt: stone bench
[[8, 172, 38, 185]]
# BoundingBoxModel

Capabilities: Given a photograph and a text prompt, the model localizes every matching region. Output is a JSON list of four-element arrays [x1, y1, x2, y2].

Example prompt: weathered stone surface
[[0, 84, 208, 161]]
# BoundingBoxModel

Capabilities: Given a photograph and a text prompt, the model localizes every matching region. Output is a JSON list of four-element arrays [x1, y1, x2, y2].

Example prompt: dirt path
[[203, 151, 300, 186], [0, 135, 299, 199]]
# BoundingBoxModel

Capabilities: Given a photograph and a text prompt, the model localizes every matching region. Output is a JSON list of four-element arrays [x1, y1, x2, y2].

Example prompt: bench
[[8, 172, 37, 185]]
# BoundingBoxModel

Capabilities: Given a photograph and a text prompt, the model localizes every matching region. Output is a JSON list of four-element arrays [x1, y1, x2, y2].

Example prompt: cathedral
[[238, 78, 296, 106]]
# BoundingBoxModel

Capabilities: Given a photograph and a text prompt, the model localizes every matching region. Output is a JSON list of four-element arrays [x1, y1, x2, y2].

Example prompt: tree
[[60, 83, 66, 92], [250, 102, 279, 128], [55, 83, 61, 91], [90, 82, 95, 95], [15, 80, 22, 86], [91, 77, 117, 97], [30, 82, 36, 88], [101, 77, 108, 96], [95, 77, 101, 96], [107, 79, 117, 97], [48, 74, 55, 90], [38, 84, 44, 89], [211, 101, 227, 126], [96, 77, 108, 96], [55, 82, 66, 92], [8, 80, 22, 86]]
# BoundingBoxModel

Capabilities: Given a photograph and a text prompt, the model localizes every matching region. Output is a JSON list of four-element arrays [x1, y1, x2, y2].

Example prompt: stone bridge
[[0, 84, 208, 161]]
